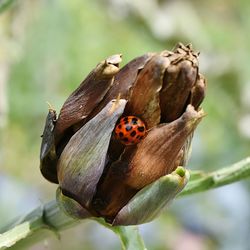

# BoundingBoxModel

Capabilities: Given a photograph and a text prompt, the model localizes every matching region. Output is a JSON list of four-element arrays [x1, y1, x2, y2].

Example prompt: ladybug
[[115, 116, 146, 145]]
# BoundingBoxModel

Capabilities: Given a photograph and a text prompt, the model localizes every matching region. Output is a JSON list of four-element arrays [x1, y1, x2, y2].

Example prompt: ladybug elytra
[[115, 116, 146, 145]]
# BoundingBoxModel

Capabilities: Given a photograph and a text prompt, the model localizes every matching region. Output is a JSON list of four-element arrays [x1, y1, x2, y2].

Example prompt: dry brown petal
[[190, 74, 206, 109], [54, 54, 122, 145], [124, 54, 170, 128], [160, 59, 198, 122], [58, 99, 127, 209], [89, 53, 155, 119], [125, 105, 204, 189]]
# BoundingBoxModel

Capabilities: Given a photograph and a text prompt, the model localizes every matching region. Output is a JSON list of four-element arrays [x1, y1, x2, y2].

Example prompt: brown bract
[[125, 55, 170, 128], [54, 54, 122, 149], [58, 99, 127, 209]]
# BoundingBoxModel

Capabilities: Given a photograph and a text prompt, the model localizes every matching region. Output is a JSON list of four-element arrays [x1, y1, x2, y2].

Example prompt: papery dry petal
[[126, 105, 204, 189], [58, 99, 127, 208], [110, 53, 154, 99], [124, 54, 170, 128], [54, 54, 122, 145], [190, 74, 206, 109], [159, 44, 199, 123], [89, 53, 154, 120], [160, 59, 198, 122]]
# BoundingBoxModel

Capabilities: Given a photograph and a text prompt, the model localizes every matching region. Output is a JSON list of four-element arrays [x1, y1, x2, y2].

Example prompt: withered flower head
[[40, 43, 206, 225]]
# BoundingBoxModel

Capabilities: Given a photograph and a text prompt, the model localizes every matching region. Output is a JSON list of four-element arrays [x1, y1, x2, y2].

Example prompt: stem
[[1, 157, 250, 249], [95, 219, 146, 250], [181, 157, 250, 196], [0, 201, 146, 250]]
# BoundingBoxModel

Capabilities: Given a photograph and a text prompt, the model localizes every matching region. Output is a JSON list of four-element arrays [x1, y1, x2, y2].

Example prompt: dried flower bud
[[40, 44, 206, 225]]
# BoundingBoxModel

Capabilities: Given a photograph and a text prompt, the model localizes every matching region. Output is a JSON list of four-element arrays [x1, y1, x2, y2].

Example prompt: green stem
[[95, 219, 146, 250], [1, 157, 250, 250], [0, 201, 146, 250], [181, 157, 250, 196]]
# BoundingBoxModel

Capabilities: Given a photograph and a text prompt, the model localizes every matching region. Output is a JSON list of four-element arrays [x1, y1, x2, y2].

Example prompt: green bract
[[40, 43, 206, 225]]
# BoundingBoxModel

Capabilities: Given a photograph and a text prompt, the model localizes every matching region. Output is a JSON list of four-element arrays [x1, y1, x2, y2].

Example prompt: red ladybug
[[115, 116, 146, 145]]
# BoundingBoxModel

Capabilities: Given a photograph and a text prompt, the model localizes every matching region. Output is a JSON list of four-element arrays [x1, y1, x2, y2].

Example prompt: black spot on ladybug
[[138, 126, 145, 132], [123, 117, 129, 124], [123, 137, 129, 142], [136, 135, 140, 139], [126, 125, 132, 131], [118, 124, 122, 129], [130, 130, 136, 137], [119, 132, 124, 137], [132, 117, 138, 124]]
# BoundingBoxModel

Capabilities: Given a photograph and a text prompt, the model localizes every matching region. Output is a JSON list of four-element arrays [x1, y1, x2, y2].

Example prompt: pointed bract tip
[[46, 101, 56, 113], [102, 54, 122, 76], [175, 166, 186, 177]]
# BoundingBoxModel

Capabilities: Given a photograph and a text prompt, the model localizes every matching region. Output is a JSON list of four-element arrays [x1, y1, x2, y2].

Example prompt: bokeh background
[[0, 0, 250, 249]]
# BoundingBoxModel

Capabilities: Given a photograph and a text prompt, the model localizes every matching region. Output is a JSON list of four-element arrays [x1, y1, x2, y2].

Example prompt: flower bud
[[40, 44, 206, 225]]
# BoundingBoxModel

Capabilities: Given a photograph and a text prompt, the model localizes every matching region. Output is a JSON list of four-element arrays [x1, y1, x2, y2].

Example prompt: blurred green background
[[0, 0, 250, 249]]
